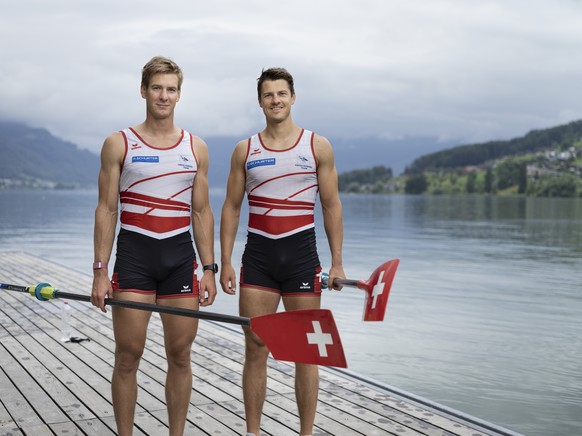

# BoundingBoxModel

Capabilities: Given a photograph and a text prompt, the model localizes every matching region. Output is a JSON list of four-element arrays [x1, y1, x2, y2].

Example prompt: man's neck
[[142, 115, 177, 135], [134, 117, 181, 148], [261, 119, 302, 149]]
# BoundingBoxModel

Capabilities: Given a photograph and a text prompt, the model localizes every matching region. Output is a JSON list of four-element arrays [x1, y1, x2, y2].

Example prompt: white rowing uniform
[[118, 127, 198, 239], [245, 128, 318, 239]]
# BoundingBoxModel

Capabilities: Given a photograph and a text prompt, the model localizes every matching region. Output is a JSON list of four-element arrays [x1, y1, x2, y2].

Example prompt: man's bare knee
[[166, 347, 193, 370], [115, 348, 143, 374]]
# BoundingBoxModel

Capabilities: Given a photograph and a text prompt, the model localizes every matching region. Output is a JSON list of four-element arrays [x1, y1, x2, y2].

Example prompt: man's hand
[[219, 263, 237, 295], [91, 271, 112, 313], [327, 265, 346, 291], [199, 271, 217, 306]]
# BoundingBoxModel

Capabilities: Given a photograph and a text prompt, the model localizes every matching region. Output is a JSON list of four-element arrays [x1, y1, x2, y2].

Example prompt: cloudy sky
[[1, 0, 582, 156]]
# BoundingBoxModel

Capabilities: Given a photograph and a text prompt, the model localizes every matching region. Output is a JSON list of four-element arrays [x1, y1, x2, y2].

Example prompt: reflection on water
[[1, 190, 581, 436]]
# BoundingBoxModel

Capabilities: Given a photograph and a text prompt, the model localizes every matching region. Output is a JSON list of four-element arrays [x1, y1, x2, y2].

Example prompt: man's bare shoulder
[[312, 133, 334, 164], [101, 131, 126, 155], [235, 138, 249, 149], [103, 130, 124, 144], [225, 138, 250, 167], [312, 132, 332, 148], [190, 134, 208, 148]]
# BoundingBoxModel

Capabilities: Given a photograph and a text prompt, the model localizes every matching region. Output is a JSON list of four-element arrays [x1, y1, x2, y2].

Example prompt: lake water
[[1, 189, 581, 436]]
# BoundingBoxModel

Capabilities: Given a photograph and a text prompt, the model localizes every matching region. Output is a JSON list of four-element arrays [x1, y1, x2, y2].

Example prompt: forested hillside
[[405, 120, 582, 174], [338, 119, 582, 197]]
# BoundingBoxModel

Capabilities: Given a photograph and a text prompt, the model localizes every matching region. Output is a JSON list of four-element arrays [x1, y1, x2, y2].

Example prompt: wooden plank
[[320, 371, 491, 436], [0, 423, 24, 436], [0, 400, 16, 430], [73, 418, 117, 436], [133, 411, 168, 435], [0, 338, 70, 426], [0, 332, 97, 423], [0, 298, 113, 419], [152, 406, 242, 435]]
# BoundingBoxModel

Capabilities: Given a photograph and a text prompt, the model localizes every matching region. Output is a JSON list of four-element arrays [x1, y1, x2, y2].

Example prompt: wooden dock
[[0, 252, 522, 436]]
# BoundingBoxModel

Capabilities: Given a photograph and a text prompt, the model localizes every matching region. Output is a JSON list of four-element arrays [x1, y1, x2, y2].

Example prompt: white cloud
[[2, 0, 582, 153]]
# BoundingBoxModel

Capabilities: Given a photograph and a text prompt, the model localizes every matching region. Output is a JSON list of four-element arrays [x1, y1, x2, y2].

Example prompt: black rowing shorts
[[112, 228, 199, 299], [241, 228, 322, 296]]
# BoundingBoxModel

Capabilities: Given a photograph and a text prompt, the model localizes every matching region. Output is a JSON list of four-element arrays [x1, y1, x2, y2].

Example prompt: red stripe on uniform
[[121, 197, 190, 212], [248, 194, 315, 211], [121, 191, 190, 209], [121, 211, 190, 234], [248, 213, 314, 236]]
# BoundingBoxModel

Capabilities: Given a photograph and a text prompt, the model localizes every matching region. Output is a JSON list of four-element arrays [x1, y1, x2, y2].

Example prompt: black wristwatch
[[202, 263, 218, 274]]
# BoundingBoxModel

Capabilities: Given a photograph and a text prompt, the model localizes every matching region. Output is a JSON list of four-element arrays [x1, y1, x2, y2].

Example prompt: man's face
[[141, 73, 181, 119], [259, 79, 295, 123]]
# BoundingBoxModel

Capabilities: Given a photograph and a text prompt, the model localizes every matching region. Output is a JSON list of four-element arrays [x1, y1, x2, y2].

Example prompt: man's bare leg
[[283, 295, 321, 436], [160, 297, 199, 436], [295, 363, 319, 435], [111, 292, 154, 436], [242, 329, 270, 435], [240, 288, 281, 436]]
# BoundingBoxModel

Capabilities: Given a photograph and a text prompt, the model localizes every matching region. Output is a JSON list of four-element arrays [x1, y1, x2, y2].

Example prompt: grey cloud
[[1, 0, 582, 154]]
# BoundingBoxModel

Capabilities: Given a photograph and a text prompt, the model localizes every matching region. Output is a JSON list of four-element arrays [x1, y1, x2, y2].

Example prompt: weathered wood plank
[[0, 338, 71, 426]]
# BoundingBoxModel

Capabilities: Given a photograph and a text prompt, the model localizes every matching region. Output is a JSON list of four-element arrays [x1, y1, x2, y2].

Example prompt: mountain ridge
[[0, 120, 100, 188], [0, 120, 456, 188]]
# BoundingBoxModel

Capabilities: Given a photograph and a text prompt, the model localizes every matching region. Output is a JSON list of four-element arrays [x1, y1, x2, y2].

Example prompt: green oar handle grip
[[28, 283, 58, 301]]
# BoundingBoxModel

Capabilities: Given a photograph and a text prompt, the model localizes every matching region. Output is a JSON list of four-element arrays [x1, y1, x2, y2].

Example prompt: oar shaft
[[55, 291, 251, 326], [333, 278, 359, 288], [320, 275, 359, 288], [0, 283, 28, 293], [1, 283, 250, 326]]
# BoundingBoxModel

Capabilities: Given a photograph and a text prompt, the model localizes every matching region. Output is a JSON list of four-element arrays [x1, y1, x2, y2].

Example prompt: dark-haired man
[[220, 67, 345, 436]]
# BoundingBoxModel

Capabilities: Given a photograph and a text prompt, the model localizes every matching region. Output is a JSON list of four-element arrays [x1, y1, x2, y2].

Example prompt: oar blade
[[251, 309, 347, 368], [361, 259, 399, 321]]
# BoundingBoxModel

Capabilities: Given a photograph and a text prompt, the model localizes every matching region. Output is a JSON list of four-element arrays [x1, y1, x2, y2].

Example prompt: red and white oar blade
[[250, 309, 347, 368], [361, 259, 400, 322]]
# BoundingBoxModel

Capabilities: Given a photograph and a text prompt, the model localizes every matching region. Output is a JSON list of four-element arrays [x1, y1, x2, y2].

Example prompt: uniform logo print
[[295, 154, 313, 169], [247, 158, 276, 170], [181, 285, 191, 293], [300, 282, 311, 290], [132, 156, 159, 163], [178, 155, 193, 169]]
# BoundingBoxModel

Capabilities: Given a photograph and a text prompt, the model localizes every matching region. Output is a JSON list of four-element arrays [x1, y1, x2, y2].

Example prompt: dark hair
[[141, 56, 184, 90], [257, 67, 295, 100]]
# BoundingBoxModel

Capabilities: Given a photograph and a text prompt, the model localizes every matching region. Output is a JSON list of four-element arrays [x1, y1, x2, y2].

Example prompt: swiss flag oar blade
[[361, 259, 400, 321], [251, 309, 347, 368]]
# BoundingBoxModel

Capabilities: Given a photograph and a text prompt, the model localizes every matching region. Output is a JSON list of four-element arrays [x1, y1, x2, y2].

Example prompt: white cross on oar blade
[[306, 320, 334, 357], [371, 270, 385, 309]]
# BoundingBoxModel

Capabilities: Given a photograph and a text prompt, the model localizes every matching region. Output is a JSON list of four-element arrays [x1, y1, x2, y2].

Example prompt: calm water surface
[[1, 189, 581, 436]]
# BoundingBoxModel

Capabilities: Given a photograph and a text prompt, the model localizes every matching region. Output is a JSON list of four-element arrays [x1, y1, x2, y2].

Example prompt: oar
[[321, 259, 400, 322], [0, 282, 347, 368]]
